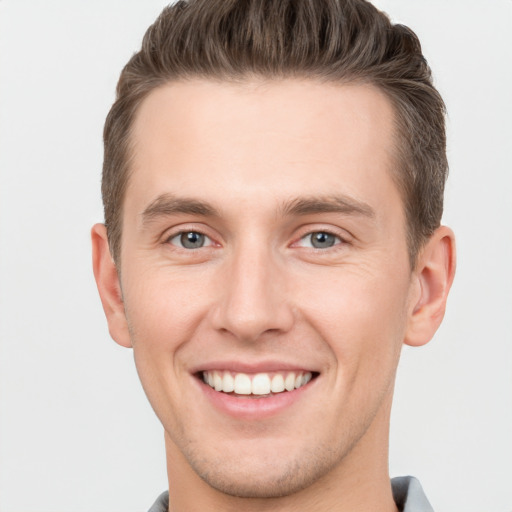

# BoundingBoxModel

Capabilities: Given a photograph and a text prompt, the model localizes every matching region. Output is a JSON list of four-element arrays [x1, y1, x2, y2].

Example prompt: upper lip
[[190, 360, 318, 374]]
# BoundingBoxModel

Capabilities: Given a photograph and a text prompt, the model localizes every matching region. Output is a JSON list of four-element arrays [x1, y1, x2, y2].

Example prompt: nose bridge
[[212, 236, 293, 341]]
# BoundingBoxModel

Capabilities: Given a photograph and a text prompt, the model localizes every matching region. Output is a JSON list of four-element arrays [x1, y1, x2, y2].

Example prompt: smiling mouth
[[200, 370, 317, 396]]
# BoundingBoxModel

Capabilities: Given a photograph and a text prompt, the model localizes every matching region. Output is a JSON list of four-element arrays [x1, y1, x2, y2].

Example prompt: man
[[91, 1, 455, 510]]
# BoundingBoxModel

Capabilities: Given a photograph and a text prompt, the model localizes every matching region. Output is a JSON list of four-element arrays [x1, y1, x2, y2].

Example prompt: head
[[93, 0, 455, 506], [102, 0, 447, 269]]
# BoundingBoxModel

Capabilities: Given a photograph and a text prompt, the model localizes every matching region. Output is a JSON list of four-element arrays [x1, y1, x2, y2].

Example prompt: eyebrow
[[141, 193, 219, 226], [281, 195, 375, 219], [140, 192, 375, 226]]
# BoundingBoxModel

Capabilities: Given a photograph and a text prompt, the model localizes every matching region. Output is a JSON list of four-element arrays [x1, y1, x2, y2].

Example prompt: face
[[116, 80, 417, 497]]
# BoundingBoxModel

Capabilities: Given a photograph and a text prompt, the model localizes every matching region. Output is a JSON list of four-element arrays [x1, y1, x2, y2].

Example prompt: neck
[[164, 394, 398, 512]]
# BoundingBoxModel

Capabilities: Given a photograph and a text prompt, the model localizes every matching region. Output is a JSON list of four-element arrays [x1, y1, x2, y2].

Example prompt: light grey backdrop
[[0, 1, 511, 511]]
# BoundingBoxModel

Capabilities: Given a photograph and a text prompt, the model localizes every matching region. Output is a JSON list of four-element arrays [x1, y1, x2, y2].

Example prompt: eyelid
[[167, 231, 214, 249], [295, 232, 343, 249], [291, 225, 350, 248], [162, 223, 220, 248]]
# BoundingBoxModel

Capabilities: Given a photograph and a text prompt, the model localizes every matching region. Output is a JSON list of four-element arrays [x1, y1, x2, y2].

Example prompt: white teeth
[[222, 371, 234, 392], [270, 374, 285, 393], [213, 371, 223, 391], [202, 370, 313, 395], [233, 373, 252, 395], [284, 372, 295, 391], [252, 373, 271, 395]]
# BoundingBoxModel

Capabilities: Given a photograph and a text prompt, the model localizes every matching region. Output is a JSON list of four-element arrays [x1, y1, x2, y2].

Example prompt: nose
[[210, 242, 294, 342]]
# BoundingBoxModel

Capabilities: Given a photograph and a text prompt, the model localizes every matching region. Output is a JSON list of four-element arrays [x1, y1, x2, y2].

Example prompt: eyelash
[[297, 230, 344, 250], [293, 230, 347, 251], [164, 228, 347, 253], [166, 230, 215, 250]]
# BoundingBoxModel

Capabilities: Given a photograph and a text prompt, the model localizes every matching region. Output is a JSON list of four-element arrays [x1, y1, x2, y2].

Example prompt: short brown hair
[[102, 0, 447, 266]]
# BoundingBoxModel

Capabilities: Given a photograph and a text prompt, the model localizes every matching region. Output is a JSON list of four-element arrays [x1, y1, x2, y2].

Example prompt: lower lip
[[196, 377, 317, 420]]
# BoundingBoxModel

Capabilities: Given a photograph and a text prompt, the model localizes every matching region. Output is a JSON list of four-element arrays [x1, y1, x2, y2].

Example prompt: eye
[[298, 231, 342, 249], [168, 231, 213, 249]]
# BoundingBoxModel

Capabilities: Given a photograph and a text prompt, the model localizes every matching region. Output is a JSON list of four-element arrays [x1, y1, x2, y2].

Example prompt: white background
[[0, 1, 511, 511]]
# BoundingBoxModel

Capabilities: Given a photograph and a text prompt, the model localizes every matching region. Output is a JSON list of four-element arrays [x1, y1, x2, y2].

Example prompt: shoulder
[[147, 491, 169, 512], [392, 476, 434, 512]]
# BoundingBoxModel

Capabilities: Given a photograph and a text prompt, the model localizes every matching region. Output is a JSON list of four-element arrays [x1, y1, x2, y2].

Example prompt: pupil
[[311, 232, 335, 248], [181, 232, 204, 249]]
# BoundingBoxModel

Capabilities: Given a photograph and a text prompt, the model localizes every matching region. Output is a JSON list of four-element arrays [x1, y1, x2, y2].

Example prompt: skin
[[92, 79, 455, 512]]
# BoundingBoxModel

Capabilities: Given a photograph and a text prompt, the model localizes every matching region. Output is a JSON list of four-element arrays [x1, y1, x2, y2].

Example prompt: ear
[[91, 223, 132, 348], [404, 226, 456, 347]]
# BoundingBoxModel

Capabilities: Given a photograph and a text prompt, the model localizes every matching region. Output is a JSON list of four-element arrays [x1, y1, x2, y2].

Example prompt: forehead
[[127, 79, 400, 219]]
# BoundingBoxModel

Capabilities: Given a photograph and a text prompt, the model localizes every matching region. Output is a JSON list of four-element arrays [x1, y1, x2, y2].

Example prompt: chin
[[197, 462, 318, 499], [182, 439, 341, 499]]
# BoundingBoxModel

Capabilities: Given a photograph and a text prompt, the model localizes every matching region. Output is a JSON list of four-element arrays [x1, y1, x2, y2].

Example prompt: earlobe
[[404, 226, 456, 347], [91, 223, 132, 348]]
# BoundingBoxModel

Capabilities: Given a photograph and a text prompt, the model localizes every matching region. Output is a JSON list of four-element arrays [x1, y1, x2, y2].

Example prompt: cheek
[[293, 266, 411, 372], [120, 266, 214, 408], [121, 268, 212, 428], [122, 264, 212, 345]]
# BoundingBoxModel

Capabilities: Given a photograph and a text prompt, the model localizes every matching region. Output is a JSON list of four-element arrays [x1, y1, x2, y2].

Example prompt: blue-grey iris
[[181, 232, 205, 249], [310, 232, 336, 249]]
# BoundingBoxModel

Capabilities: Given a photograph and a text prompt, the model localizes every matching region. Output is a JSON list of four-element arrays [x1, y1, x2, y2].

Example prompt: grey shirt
[[147, 475, 434, 512]]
